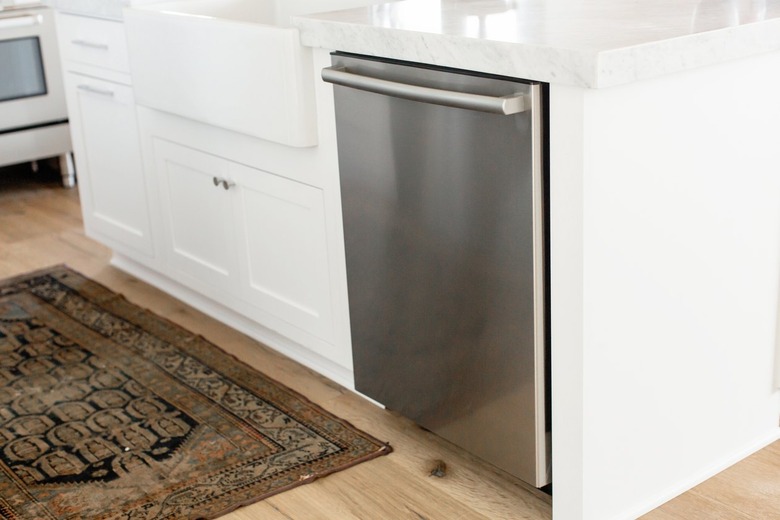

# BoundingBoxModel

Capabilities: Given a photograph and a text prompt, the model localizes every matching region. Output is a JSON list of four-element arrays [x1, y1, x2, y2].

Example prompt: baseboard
[[110, 254, 356, 391], [615, 428, 780, 520]]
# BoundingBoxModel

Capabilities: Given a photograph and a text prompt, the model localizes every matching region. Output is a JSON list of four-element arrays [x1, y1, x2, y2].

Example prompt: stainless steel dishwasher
[[323, 53, 550, 487]]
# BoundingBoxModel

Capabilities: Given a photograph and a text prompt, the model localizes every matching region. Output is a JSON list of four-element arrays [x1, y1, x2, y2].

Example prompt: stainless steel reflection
[[327, 53, 549, 487]]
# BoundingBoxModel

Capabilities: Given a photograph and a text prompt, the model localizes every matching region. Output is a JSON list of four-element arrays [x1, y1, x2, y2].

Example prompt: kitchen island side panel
[[550, 49, 780, 520]]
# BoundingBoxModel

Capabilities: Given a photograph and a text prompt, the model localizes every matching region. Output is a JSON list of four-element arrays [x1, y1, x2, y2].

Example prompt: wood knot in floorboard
[[428, 459, 447, 478]]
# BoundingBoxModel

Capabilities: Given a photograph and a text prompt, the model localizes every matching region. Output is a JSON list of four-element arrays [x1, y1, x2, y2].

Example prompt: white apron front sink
[[123, 0, 319, 147]]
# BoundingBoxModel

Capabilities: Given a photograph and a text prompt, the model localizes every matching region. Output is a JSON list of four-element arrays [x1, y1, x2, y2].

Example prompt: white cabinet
[[57, 14, 154, 259], [64, 74, 152, 256], [153, 139, 237, 292], [57, 13, 131, 75], [151, 138, 335, 344], [62, 40, 353, 386], [232, 162, 334, 341]]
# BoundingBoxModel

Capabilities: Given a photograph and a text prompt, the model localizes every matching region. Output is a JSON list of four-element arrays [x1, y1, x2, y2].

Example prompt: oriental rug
[[0, 266, 390, 520]]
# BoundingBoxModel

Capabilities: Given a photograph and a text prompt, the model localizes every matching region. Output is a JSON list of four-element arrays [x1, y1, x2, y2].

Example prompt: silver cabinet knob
[[212, 177, 235, 190]]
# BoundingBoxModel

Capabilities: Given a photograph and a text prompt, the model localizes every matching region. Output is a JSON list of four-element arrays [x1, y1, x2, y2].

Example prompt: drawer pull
[[71, 39, 109, 51], [77, 84, 115, 98]]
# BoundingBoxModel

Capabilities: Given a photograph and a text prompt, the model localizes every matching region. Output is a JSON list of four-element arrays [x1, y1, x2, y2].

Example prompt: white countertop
[[54, 0, 175, 20], [293, 0, 780, 88]]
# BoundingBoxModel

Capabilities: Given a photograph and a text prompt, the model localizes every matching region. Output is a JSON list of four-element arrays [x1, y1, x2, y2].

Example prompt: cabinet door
[[231, 163, 335, 342], [152, 139, 239, 295], [65, 73, 153, 257]]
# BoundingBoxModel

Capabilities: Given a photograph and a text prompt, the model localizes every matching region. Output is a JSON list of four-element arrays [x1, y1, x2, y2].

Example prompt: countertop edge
[[293, 15, 780, 89], [596, 17, 780, 88]]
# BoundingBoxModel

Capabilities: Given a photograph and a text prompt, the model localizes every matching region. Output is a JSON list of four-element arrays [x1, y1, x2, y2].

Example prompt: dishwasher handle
[[322, 66, 529, 115]]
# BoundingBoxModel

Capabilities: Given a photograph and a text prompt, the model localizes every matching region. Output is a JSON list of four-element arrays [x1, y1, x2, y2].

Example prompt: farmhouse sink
[[123, 0, 320, 147]]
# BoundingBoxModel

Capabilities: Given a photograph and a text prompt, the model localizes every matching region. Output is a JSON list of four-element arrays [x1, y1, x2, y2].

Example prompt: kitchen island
[[294, 1, 780, 519]]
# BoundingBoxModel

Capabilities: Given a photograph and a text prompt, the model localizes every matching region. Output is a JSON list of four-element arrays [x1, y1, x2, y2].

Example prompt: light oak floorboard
[[1, 167, 778, 519], [640, 491, 756, 520], [642, 441, 780, 520]]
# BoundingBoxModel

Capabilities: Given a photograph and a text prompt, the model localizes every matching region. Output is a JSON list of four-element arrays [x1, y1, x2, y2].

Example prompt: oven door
[[0, 7, 67, 132]]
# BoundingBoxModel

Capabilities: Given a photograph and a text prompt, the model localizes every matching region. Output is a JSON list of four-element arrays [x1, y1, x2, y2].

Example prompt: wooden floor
[[0, 164, 777, 519]]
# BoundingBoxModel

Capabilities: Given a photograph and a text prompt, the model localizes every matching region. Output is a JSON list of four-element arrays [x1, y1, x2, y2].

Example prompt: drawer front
[[57, 13, 130, 74]]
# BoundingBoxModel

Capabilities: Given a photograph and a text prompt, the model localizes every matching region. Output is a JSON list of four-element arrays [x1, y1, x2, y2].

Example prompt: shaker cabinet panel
[[152, 139, 238, 294], [64, 73, 153, 257], [231, 163, 334, 342], [146, 137, 336, 344]]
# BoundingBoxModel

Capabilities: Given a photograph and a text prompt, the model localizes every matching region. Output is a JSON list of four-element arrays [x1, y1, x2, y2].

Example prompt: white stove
[[0, 0, 74, 186]]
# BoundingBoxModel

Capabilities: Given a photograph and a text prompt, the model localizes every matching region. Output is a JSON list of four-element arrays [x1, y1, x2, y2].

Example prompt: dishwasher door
[[325, 53, 549, 487]]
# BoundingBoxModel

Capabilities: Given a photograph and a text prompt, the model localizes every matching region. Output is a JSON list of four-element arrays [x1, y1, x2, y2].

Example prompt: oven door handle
[[0, 14, 41, 29], [322, 66, 529, 115]]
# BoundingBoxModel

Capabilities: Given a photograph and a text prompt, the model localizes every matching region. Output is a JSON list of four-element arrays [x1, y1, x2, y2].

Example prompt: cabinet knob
[[212, 177, 235, 190]]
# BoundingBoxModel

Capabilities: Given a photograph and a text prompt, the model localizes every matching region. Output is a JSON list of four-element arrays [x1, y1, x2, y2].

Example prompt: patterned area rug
[[0, 266, 390, 519]]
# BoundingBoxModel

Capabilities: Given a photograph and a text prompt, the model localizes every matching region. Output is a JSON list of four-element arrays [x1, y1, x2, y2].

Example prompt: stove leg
[[60, 152, 76, 188]]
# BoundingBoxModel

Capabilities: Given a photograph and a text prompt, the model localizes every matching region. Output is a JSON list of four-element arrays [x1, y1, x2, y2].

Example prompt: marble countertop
[[293, 0, 780, 88], [54, 0, 173, 20]]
